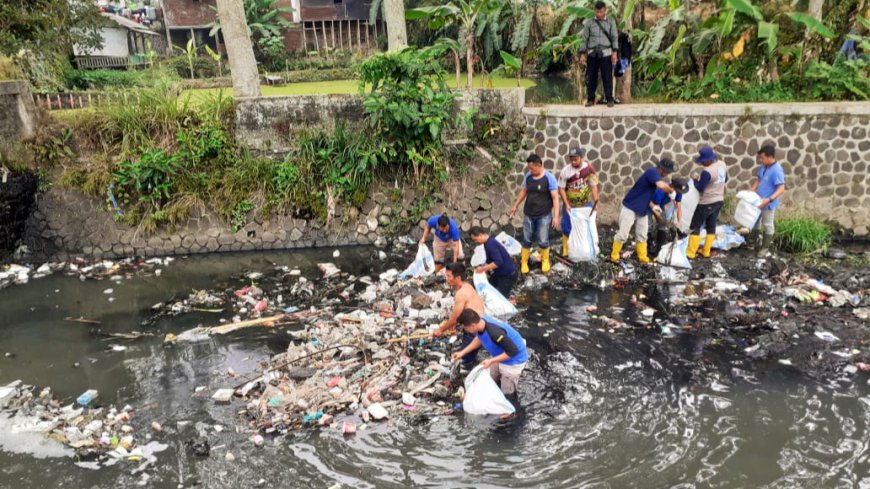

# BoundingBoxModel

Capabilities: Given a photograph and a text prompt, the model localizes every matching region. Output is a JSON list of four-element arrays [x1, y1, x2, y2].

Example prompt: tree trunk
[[215, 0, 260, 98], [803, 0, 825, 64], [383, 0, 407, 51], [618, 3, 634, 103], [574, 61, 584, 104], [466, 32, 474, 90], [454, 51, 461, 89]]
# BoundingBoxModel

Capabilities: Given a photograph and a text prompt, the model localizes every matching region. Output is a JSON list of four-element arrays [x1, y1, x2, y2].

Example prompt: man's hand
[[552, 217, 561, 230], [451, 352, 464, 362], [509, 205, 517, 217], [474, 266, 487, 274], [611, 52, 618, 64], [481, 358, 495, 369], [580, 54, 587, 65], [564, 203, 572, 214], [758, 198, 770, 209]]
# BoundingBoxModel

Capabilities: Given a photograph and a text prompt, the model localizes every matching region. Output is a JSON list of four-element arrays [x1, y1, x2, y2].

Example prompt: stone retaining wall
[[0, 81, 37, 142], [522, 102, 870, 235]]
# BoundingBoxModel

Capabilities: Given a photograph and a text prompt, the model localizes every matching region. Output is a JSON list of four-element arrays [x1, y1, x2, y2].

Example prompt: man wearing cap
[[610, 159, 677, 263], [420, 213, 464, 273], [749, 144, 786, 256], [558, 147, 599, 257], [649, 177, 688, 257], [509, 154, 561, 274], [580, 1, 619, 107], [686, 146, 728, 259], [451, 309, 529, 396]]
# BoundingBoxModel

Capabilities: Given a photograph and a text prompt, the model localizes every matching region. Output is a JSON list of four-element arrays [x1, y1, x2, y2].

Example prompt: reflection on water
[[526, 76, 579, 105], [1, 248, 869, 488]]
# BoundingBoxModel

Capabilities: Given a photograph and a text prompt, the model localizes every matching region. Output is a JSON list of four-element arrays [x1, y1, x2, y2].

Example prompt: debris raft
[[0, 257, 174, 290]]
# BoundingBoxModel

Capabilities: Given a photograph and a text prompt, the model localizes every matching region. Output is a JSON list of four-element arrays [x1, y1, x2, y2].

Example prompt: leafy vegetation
[[209, 0, 294, 72], [774, 217, 832, 254]]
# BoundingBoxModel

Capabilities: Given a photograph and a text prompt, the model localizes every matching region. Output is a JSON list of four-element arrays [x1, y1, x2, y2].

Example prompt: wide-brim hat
[[695, 146, 716, 164]]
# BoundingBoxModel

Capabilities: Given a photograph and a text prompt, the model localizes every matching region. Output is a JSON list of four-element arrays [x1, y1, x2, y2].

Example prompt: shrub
[[63, 67, 177, 90], [774, 217, 832, 254]]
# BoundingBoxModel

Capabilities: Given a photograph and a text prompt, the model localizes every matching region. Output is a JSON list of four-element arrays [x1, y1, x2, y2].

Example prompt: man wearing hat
[[686, 146, 728, 259], [649, 177, 689, 257], [579, 1, 619, 107], [558, 147, 599, 256], [610, 158, 677, 263]]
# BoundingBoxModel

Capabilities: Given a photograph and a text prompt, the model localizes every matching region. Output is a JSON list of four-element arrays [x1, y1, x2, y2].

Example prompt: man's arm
[[579, 22, 589, 64], [551, 189, 561, 229], [590, 182, 599, 210], [750, 175, 760, 192], [675, 201, 682, 224], [451, 336, 482, 361], [436, 290, 467, 335], [419, 225, 430, 244], [483, 323, 522, 364], [759, 184, 785, 209], [609, 18, 619, 63], [655, 180, 675, 193], [451, 240, 460, 263], [694, 170, 712, 193], [510, 188, 527, 216], [559, 187, 571, 212]]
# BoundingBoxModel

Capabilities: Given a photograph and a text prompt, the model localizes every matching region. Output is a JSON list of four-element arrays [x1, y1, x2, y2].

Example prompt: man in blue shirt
[[469, 226, 517, 299], [451, 309, 529, 395], [420, 214, 464, 273], [610, 158, 677, 263], [648, 177, 688, 257], [749, 145, 786, 256], [509, 154, 561, 275]]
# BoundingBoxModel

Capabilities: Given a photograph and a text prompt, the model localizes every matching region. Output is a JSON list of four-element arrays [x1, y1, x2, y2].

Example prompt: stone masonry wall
[[0, 81, 37, 142], [521, 103, 870, 235]]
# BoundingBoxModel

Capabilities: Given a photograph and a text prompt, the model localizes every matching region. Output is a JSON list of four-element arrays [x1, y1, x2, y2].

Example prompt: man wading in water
[[432, 263, 485, 368]]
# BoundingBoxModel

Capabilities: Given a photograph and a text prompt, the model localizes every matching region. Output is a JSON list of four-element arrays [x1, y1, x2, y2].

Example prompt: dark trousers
[[458, 331, 479, 366], [690, 202, 724, 235], [586, 54, 614, 103], [490, 272, 517, 298]]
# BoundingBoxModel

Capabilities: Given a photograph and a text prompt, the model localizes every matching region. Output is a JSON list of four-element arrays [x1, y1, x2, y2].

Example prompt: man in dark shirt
[[469, 226, 517, 299], [579, 1, 619, 107], [509, 154, 561, 275], [451, 309, 529, 395]]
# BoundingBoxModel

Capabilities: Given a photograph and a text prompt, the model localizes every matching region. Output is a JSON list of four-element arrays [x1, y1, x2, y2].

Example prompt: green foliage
[[0, 0, 104, 58], [113, 149, 181, 213], [210, 0, 293, 71], [0, 55, 23, 80], [230, 200, 256, 232], [802, 59, 870, 100], [774, 217, 832, 254], [63, 67, 177, 90], [164, 55, 223, 79]]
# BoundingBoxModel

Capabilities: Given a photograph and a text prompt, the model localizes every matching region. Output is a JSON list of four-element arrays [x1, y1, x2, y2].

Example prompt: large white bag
[[568, 207, 598, 262], [399, 244, 436, 280], [656, 237, 692, 269], [678, 180, 700, 234], [462, 365, 516, 416], [470, 245, 487, 267], [495, 232, 522, 256], [473, 272, 518, 317], [711, 225, 746, 250], [734, 191, 763, 229]]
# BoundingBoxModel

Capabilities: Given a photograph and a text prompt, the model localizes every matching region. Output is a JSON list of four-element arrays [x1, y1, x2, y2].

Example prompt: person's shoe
[[610, 240, 624, 263], [636, 242, 651, 264], [686, 234, 702, 260], [700, 234, 716, 258], [541, 248, 551, 273], [757, 233, 773, 257], [520, 247, 531, 274], [746, 230, 760, 250], [607, 100, 615, 107], [562, 235, 569, 257], [585, 101, 595, 107]]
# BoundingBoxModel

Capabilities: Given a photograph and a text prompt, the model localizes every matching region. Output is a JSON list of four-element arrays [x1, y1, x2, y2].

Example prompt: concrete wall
[[235, 88, 526, 152], [0, 81, 37, 142], [523, 102, 870, 235]]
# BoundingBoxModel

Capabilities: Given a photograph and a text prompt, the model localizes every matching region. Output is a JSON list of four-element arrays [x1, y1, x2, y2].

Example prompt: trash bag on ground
[[473, 272, 518, 317], [462, 365, 515, 416], [568, 208, 598, 262], [470, 245, 487, 267], [495, 232, 522, 256], [734, 191, 763, 229], [678, 180, 700, 234], [399, 244, 435, 280], [656, 237, 692, 269], [711, 225, 746, 250]]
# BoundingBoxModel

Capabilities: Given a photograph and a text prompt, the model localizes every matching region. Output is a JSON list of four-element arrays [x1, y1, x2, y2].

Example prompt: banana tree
[[174, 39, 197, 79], [539, 34, 586, 103], [426, 38, 463, 89], [494, 50, 522, 87], [406, 0, 504, 89]]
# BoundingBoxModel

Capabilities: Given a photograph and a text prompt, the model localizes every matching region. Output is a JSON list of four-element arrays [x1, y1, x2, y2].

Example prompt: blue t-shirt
[[427, 214, 461, 241], [622, 167, 662, 216], [483, 236, 515, 277], [651, 189, 682, 207], [756, 162, 785, 211]]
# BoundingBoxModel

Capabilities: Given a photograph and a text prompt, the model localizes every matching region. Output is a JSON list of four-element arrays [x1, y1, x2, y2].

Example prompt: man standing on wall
[[558, 147, 599, 257], [509, 154, 561, 275], [749, 145, 786, 256], [580, 1, 619, 107]]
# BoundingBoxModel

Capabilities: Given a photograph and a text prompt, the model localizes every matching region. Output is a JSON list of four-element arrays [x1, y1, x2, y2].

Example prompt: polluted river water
[[1, 246, 869, 488]]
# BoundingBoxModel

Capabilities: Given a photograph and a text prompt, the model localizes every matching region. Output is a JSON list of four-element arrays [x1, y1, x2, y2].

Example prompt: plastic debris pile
[[0, 257, 174, 290]]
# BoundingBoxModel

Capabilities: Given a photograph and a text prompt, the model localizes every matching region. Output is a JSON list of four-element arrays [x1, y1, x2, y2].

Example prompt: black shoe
[[585, 101, 595, 107], [607, 100, 615, 107]]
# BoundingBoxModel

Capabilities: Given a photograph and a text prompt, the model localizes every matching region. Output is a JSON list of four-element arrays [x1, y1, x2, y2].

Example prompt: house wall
[[162, 0, 216, 27], [73, 27, 130, 57]]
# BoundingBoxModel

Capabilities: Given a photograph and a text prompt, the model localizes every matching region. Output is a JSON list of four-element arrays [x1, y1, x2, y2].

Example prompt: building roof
[[103, 13, 160, 35]]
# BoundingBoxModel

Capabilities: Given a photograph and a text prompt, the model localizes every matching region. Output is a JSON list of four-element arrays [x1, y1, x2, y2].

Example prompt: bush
[[774, 217, 832, 254], [164, 56, 223, 79], [63, 67, 177, 90]]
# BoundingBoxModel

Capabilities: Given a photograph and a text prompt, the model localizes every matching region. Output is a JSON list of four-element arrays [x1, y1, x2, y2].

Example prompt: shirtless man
[[432, 262, 485, 366]]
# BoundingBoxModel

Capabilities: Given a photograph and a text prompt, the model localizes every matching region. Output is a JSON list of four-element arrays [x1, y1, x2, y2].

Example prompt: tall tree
[[215, 0, 260, 98], [384, 0, 408, 51]]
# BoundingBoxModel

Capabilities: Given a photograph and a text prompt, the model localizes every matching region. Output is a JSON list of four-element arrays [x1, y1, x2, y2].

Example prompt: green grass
[[183, 74, 535, 101], [774, 217, 832, 254]]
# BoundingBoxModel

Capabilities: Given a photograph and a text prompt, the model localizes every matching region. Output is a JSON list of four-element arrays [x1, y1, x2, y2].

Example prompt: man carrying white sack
[[451, 309, 528, 396]]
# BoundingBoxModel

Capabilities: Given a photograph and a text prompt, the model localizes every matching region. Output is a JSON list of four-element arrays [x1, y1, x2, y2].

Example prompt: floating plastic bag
[[399, 244, 435, 280], [711, 225, 746, 250], [462, 365, 515, 416], [495, 232, 522, 256], [734, 191, 763, 229], [568, 208, 598, 262], [656, 237, 692, 269], [473, 272, 518, 317], [678, 180, 700, 234], [470, 245, 487, 267]]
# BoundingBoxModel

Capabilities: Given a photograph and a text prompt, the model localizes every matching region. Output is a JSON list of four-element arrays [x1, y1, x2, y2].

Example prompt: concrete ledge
[[525, 102, 870, 118]]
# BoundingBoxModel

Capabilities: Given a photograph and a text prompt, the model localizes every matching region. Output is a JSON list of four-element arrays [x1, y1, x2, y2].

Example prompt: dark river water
[[1, 247, 869, 488]]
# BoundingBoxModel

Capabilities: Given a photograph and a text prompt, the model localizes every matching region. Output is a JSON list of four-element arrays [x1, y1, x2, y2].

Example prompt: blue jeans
[[458, 331, 479, 365], [522, 214, 551, 249]]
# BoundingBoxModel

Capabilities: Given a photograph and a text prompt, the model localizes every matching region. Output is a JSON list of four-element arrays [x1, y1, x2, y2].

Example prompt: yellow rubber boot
[[562, 235, 569, 257], [541, 248, 551, 273], [520, 248, 531, 274], [610, 241, 623, 263], [637, 242, 651, 264], [700, 234, 715, 258], [686, 234, 702, 259]]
